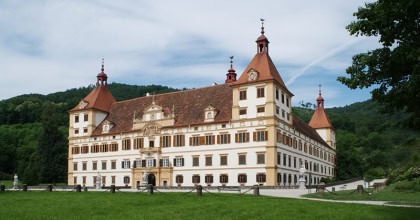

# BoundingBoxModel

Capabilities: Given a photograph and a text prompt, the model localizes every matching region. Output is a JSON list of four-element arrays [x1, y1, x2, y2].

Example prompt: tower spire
[[260, 18, 265, 35], [225, 56, 237, 83], [97, 58, 108, 86], [319, 84, 321, 96], [316, 85, 324, 109], [101, 58, 105, 73]]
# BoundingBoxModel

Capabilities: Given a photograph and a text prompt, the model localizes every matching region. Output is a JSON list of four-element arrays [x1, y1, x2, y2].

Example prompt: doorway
[[148, 173, 156, 186]]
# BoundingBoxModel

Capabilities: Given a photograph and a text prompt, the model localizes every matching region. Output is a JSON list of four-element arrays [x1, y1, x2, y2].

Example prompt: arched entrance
[[148, 174, 156, 186]]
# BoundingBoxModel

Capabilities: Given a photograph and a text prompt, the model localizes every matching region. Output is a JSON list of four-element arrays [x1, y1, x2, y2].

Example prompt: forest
[[0, 83, 418, 184]]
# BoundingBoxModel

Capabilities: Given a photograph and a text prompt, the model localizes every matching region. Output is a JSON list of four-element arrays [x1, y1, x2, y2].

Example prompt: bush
[[394, 178, 420, 192], [364, 167, 386, 182]]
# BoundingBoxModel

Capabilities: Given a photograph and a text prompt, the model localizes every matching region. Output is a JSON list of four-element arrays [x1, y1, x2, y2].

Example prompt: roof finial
[[260, 18, 265, 35], [318, 85, 322, 96], [229, 56, 234, 69], [101, 58, 105, 73]]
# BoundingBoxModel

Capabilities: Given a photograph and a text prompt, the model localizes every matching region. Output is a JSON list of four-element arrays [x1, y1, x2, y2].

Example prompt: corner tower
[[309, 86, 336, 149]]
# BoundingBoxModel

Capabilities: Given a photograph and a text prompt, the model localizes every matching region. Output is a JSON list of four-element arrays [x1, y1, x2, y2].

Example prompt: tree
[[38, 103, 68, 184], [338, 0, 420, 128]]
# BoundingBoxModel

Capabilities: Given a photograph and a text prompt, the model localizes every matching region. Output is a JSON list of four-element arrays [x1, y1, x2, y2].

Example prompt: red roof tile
[[309, 107, 333, 129], [293, 115, 331, 148], [70, 85, 116, 113]]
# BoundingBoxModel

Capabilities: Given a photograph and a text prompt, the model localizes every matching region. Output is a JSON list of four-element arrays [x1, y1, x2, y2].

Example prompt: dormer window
[[102, 120, 113, 133], [204, 106, 217, 122]]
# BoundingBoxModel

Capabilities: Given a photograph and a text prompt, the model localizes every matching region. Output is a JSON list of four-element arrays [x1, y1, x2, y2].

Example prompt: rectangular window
[[72, 147, 80, 155], [205, 135, 215, 145], [283, 154, 287, 166], [239, 108, 247, 115], [100, 144, 108, 152], [81, 145, 89, 154], [220, 155, 228, 166], [111, 161, 116, 170], [276, 106, 279, 115], [161, 158, 169, 167], [109, 143, 118, 152], [102, 161, 107, 170], [205, 175, 213, 184], [254, 131, 268, 142], [122, 160, 130, 169], [192, 157, 199, 167], [288, 155, 291, 167], [74, 177, 77, 184], [123, 176, 130, 185], [82, 176, 86, 185], [281, 93, 285, 104], [205, 156, 212, 166], [176, 175, 183, 184], [190, 136, 200, 146], [257, 153, 265, 164], [257, 87, 265, 98], [192, 175, 200, 184], [74, 129, 79, 135], [275, 89, 279, 100], [73, 162, 78, 171], [174, 157, 184, 167], [75, 115, 79, 123], [238, 154, 246, 165], [160, 136, 171, 148], [84, 114, 88, 122], [133, 138, 144, 149], [149, 141, 154, 148], [257, 106, 265, 113], [239, 90, 247, 100], [220, 174, 228, 184], [256, 173, 266, 183], [286, 97, 289, 107], [294, 157, 297, 168], [282, 110, 285, 118], [238, 174, 247, 183], [218, 134, 230, 144], [173, 135, 185, 147], [277, 153, 281, 165], [92, 161, 97, 170], [102, 176, 106, 185], [83, 128, 88, 133], [82, 162, 87, 171], [236, 132, 249, 143], [111, 176, 115, 185], [122, 139, 131, 150], [146, 159, 155, 167]]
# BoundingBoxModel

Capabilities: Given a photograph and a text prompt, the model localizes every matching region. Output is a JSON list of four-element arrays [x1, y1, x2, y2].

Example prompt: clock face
[[248, 69, 258, 81]]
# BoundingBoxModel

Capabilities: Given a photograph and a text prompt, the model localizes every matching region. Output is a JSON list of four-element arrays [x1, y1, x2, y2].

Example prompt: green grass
[[0, 191, 418, 220], [303, 184, 420, 206]]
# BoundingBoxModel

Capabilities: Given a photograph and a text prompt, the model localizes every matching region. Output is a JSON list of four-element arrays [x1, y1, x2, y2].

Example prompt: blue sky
[[0, 0, 379, 107]]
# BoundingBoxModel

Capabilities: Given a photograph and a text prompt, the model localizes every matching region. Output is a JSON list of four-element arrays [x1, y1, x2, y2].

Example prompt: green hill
[[0, 84, 418, 183]]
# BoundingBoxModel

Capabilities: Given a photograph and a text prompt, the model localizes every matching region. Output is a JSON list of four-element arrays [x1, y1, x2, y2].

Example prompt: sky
[[0, 0, 379, 107]]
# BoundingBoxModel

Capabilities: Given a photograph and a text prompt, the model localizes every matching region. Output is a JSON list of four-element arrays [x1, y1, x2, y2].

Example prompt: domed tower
[[68, 59, 116, 138], [309, 86, 335, 149]]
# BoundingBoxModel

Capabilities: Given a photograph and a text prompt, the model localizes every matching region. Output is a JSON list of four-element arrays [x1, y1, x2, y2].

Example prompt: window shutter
[[128, 161, 131, 168], [133, 160, 136, 168], [168, 136, 172, 147], [246, 133, 249, 142], [173, 136, 176, 147], [189, 137, 192, 146], [173, 158, 176, 167], [142, 160, 146, 167], [211, 136, 215, 145], [200, 136, 205, 145], [181, 158, 184, 166], [217, 135, 220, 144], [235, 134, 238, 143], [160, 137, 163, 147], [228, 134, 231, 144], [253, 132, 257, 141], [121, 161, 124, 168], [265, 131, 268, 141], [153, 159, 156, 167]]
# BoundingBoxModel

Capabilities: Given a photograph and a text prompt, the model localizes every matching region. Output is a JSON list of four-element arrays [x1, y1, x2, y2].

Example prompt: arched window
[[207, 112, 212, 119]]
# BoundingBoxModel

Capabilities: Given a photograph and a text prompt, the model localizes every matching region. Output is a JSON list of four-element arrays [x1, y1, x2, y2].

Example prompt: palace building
[[68, 23, 336, 188]]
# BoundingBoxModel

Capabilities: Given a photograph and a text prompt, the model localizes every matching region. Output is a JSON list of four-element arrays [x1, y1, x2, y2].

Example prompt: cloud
[[0, 0, 377, 105]]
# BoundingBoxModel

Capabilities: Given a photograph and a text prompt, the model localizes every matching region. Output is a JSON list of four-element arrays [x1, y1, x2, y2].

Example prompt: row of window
[[71, 131, 268, 155], [74, 128, 88, 135], [276, 130, 336, 164], [238, 87, 290, 108], [276, 152, 334, 176], [74, 114, 88, 123], [73, 175, 127, 186], [175, 173, 266, 185], [73, 153, 267, 172]]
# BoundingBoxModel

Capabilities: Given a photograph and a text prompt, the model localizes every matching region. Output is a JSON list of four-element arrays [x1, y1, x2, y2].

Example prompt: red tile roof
[[91, 84, 233, 135], [309, 105, 333, 129], [70, 85, 116, 113], [293, 115, 331, 148], [234, 52, 292, 95]]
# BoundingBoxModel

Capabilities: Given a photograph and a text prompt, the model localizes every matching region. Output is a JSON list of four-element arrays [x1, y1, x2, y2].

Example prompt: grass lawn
[[0, 191, 419, 220], [303, 184, 420, 206]]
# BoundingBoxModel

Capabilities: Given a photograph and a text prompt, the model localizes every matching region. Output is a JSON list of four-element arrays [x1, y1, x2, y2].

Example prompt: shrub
[[0, 172, 12, 180], [364, 167, 386, 182], [394, 178, 420, 192]]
